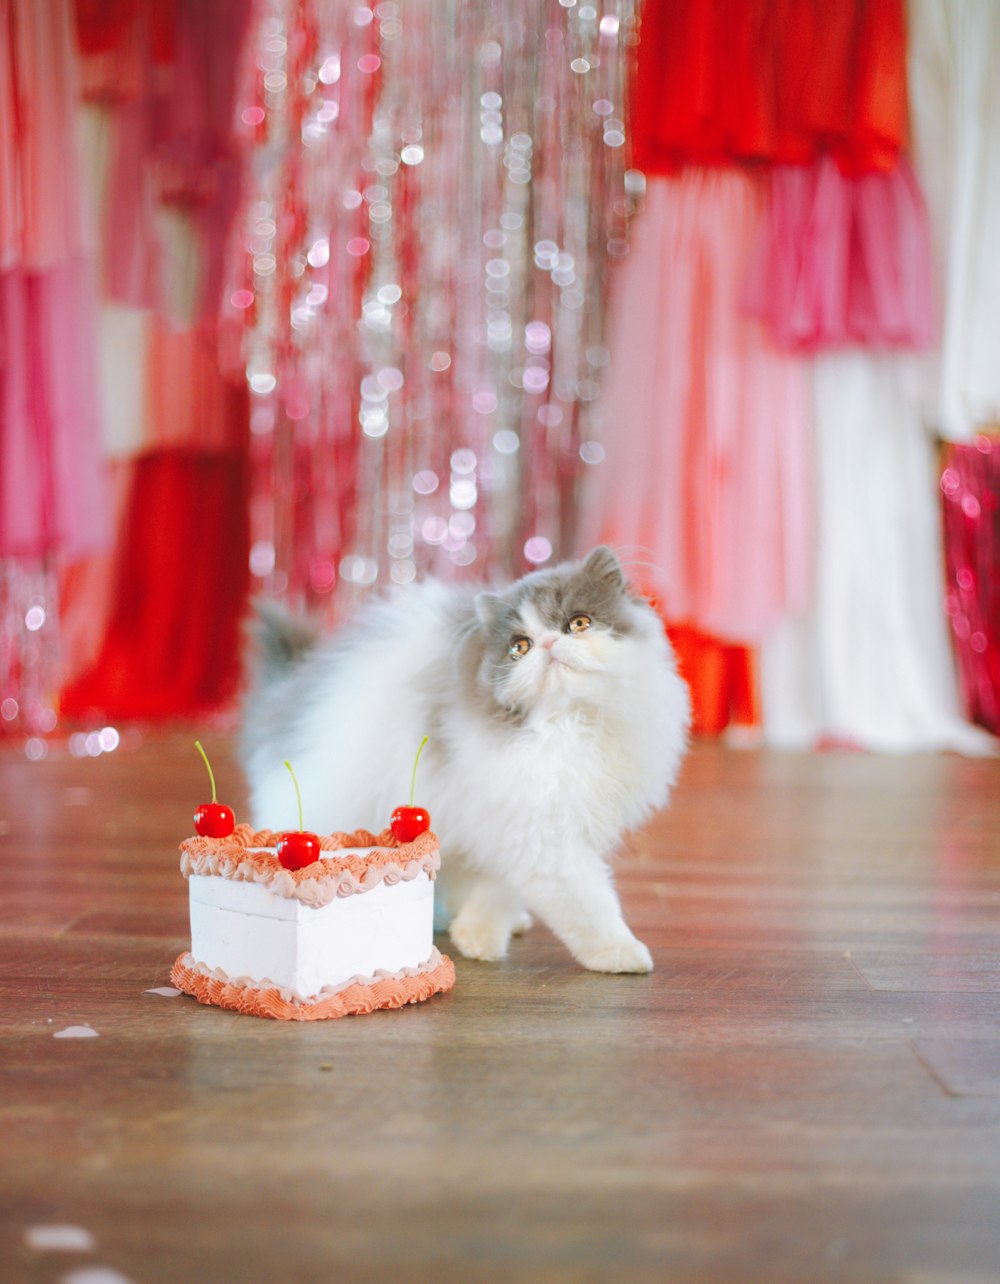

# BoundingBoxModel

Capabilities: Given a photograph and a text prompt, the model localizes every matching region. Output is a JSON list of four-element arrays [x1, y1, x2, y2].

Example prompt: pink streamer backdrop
[[226, 0, 636, 619], [941, 438, 1000, 735]]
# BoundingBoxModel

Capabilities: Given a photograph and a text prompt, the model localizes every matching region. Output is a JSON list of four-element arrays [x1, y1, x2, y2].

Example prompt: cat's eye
[[567, 614, 592, 634], [508, 636, 532, 660]]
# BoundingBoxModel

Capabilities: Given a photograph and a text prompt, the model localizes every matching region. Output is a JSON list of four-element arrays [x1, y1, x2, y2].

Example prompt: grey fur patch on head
[[469, 546, 637, 714], [474, 592, 505, 629], [510, 545, 634, 637], [581, 545, 626, 592]]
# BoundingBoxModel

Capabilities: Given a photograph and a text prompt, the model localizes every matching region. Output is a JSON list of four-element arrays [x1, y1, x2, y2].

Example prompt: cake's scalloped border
[[169, 948, 456, 1021], [179, 825, 440, 906]]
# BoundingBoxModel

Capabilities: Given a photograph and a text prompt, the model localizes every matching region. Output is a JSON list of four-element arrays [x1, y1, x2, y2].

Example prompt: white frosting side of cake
[[188, 871, 436, 1000]]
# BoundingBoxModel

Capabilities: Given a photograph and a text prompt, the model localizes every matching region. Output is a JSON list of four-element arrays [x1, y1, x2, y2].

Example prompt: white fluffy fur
[[243, 567, 690, 974]]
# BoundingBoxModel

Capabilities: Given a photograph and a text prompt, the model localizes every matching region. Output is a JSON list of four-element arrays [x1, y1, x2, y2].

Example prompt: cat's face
[[473, 547, 642, 716]]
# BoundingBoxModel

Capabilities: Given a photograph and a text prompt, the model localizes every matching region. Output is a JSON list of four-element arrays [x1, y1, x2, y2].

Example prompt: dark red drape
[[631, 0, 908, 176], [61, 448, 250, 721]]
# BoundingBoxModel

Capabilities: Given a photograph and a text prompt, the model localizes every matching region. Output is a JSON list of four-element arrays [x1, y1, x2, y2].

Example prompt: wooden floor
[[2, 733, 1000, 1283]]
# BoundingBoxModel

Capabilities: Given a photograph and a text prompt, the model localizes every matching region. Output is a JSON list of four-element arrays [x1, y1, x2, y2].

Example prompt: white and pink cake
[[170, 824, 455, 1021]]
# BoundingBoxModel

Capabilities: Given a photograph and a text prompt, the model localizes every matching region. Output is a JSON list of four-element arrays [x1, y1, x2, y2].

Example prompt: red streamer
[[632, 0, 908, 176], [61, 448, 250, 720], [941, 438, 1000, 735]]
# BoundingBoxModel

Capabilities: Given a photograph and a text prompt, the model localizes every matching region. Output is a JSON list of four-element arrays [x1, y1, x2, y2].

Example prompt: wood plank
[[1, 733, 1000, 1282], [912, 1039, 1000, 1097]]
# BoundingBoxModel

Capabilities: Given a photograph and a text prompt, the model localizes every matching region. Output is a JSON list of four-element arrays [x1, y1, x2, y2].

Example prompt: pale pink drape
[[743, 156, 936, 352], [585, 171, 811, 644], [0, 0, 108, 559]]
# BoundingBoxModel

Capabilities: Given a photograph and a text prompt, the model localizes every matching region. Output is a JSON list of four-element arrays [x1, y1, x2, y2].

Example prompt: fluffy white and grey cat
[[240, 547, 690, 973]]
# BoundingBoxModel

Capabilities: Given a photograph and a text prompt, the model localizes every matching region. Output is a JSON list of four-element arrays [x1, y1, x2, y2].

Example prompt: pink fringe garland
[[743, 157, 936, 352]]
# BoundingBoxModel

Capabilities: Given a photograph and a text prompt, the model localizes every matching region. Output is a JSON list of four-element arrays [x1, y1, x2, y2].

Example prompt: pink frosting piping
[[170, 948, 456, 1021], [179, 824, 440, 907]]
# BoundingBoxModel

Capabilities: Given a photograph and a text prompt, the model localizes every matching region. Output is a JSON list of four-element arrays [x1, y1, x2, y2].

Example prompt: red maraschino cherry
[[193, 740, 235, 837], [276, 759, 321, 870], [391, 735, 431, 842]]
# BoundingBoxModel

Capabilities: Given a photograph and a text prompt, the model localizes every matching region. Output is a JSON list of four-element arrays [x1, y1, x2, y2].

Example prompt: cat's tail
[[246, 598, 322, 685]]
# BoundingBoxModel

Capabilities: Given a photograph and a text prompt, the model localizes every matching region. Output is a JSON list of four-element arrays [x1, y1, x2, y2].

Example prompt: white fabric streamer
[[909, 0, 1000, 440], [761, 2, 1000, 752], [762, 353, 992, 754]]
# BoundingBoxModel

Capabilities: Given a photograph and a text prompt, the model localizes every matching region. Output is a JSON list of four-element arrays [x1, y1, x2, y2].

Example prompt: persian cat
[[240, 547, 690, 973]]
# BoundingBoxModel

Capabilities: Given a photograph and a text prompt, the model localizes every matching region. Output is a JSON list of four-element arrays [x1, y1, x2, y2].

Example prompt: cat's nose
[[539, 635, 557, 650]]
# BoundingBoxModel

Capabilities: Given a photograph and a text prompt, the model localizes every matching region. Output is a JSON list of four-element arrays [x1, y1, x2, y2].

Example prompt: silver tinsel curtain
[[234, 0, 637, 616]]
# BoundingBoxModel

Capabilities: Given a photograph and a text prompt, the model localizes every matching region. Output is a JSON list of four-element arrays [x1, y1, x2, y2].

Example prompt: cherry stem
[[410, 736, 428, 807], [195, 740, 217, 804], [283, 759, 304, 831]]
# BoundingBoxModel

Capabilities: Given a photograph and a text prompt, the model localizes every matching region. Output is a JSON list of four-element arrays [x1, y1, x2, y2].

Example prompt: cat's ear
[[474, 592, 504, 629], [582, 546, 626, 592]]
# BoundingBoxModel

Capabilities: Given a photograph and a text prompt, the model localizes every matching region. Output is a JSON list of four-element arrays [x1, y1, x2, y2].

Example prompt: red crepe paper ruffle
[[60, 447, 249, 720], [632, 0, 908, 176]]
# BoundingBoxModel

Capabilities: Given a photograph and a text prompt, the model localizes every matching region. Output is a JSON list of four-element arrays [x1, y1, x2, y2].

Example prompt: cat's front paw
[[510, 909, 533, 937], [577, 936, 654, 974], [449, 912, 511, 963]]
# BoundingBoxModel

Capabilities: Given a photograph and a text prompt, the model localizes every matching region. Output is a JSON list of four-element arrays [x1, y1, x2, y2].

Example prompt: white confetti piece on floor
[[53, 1026, 99, 1039], [144, 986, 182, 997], [25, 1225, 96, 1252], [60, 1269, 134, 1284]]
